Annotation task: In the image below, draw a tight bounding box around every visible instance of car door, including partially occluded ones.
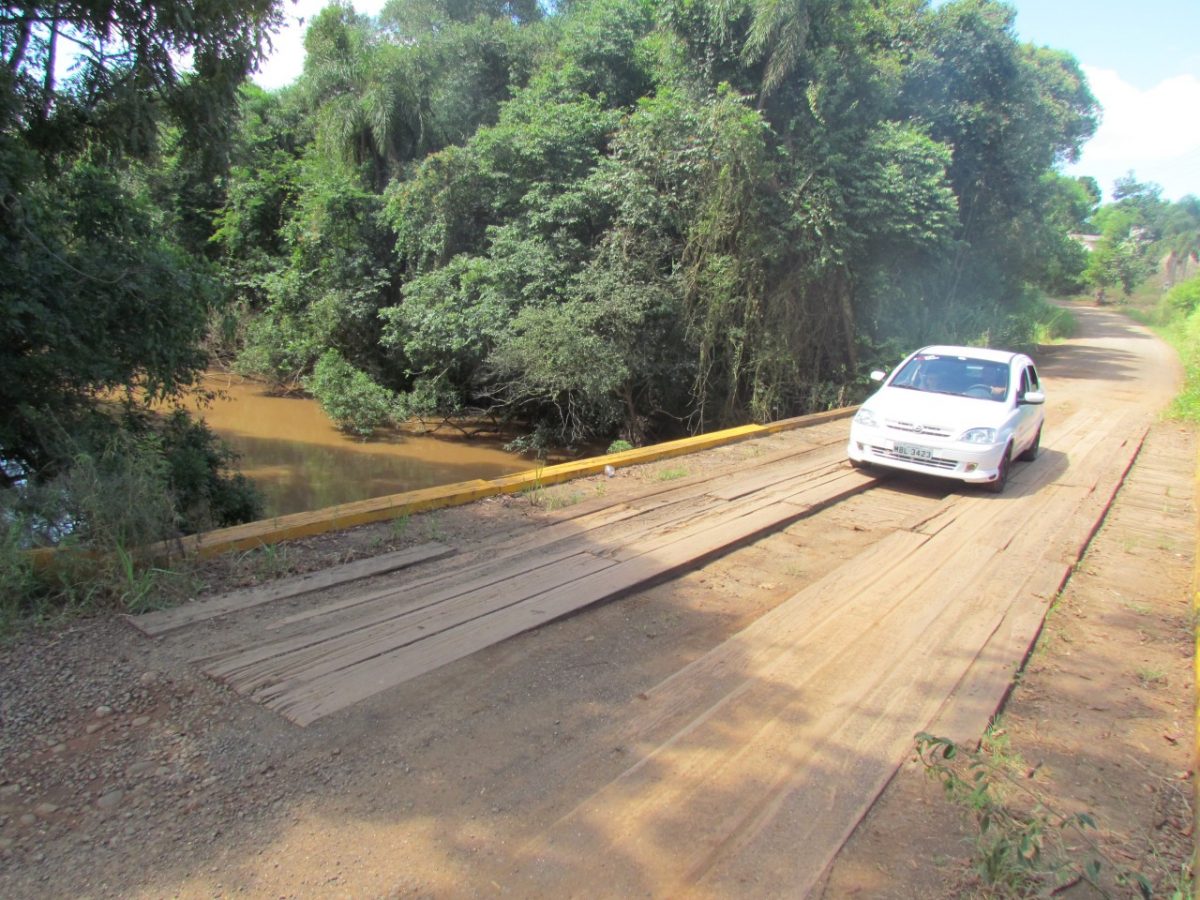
[1014,363,1041,450]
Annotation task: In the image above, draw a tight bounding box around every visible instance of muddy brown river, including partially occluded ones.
[191,373,532,516]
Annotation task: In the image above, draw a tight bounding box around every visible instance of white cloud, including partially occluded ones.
[1068,65,1200,199]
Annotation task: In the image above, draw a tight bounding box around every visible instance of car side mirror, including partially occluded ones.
[869,370,886,383]
[1021,390,1045,405]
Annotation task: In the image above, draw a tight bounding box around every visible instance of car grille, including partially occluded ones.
[884,418,954,438]
[867,445,958,470]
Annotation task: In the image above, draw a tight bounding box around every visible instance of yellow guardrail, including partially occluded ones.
[179,407,855,560]
[28,407,855,566]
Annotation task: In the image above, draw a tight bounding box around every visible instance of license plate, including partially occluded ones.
[894,443,933,460]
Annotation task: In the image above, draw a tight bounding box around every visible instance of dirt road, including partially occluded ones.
[0,306,1192,897]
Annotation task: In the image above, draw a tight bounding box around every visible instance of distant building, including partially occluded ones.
[1069,232,1101,253]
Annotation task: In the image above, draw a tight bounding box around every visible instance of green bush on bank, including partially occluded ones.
[971,291,1078,351]
[1121,273,1200,422]
[0,410,262,637]
[1160,276,1200,422]
[306,350,399,437]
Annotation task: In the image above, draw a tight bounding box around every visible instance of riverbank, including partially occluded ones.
[191,373,534,517]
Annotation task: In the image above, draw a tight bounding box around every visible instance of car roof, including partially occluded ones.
[915,345,1025,365]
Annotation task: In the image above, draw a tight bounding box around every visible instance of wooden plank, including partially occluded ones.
[227,551,618,697]
[251,472,878,725]
[496,415,1142,896]
[261,447,850,634]
[708,459,848,502]
[500,530,1015,896]
[127,542,456,637]
[260,491,730,633]
[201,540,617,675]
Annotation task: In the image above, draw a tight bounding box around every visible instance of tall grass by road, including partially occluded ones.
[1117,273,1200,422]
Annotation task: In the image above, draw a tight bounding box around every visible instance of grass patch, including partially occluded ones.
[1162,311,1200,422]
[1135,665,1168,687]
[1030,298,1078,344]
[1109,272,1200,423]
[656,466,689,481]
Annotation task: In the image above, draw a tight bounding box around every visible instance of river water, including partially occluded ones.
[192,374,533,517]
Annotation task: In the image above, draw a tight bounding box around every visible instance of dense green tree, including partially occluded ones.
[0,0,276,523]
[380,0,543,37]
[215,0,1101,448]
[0,152,218,473]
[1023,173,1098,295]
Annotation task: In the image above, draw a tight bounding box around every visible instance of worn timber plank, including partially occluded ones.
[263,446,852,634]
[128,542,455,637]
[228,468,877,725]
[221,551,618,697]
[496,405,1144,896]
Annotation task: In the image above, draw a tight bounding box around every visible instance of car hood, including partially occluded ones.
[864,387,1011,432]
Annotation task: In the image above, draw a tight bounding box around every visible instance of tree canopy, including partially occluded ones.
[217,0,1104,445]
[16,0,1174,497]
[1,0,277,527]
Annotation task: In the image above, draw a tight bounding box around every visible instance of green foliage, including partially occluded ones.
[915,732,1153,898]
[0,511,37,634]
[1165,274,1200,317]
[0,146,221,477]
[1160,280,1200,423]
[606,439,634,454]
[0,0,273,600]
[232,149,396,386]
[1,0,279,160]
[1085,223,1156,301]
[306,350,399,437]
[220,0,1105,450]
[156,410,264,529]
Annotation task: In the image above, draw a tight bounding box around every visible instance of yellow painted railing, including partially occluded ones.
[32,407,855,565]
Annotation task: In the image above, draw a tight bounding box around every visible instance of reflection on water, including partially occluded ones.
[190,374,532,517]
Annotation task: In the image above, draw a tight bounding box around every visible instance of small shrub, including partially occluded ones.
[157,410,263,531]
[307,350,397,437]
[395,375,463,422]
[0,509,37,633]
[607,439,634,454]
[915,731,1153,897]
[1164,275,1200,318]
[0,412,245,634]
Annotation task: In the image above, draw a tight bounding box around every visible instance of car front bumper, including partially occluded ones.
[846,426,1006,485]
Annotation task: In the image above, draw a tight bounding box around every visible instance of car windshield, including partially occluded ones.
[888,353,1009,402]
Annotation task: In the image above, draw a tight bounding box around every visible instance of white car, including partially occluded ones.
[846,345,1045,494]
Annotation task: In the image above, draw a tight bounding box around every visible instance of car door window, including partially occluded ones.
[1015,366,1042,407]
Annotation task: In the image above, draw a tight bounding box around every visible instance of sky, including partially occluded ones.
[253,0,1200,202]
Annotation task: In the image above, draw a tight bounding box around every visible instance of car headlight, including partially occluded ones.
[959,427,997,444]
[854,408,879,428]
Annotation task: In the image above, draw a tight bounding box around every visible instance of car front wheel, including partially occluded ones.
[987,444,1012,494]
